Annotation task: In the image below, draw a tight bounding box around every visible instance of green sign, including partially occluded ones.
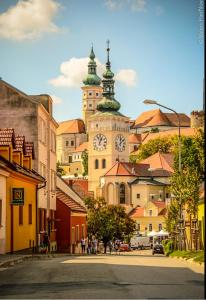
[12,188,24,205]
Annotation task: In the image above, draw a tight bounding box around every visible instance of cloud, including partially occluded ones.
[51,95,63,104]
[49,57,104,88]
[0,0,62,41]
[49,57,137,89]
[129,0,147,12]
[104,0,123,10]
[115,69,137,86]
[105,0,146,12]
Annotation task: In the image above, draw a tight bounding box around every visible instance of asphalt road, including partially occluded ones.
[0,251,204,299]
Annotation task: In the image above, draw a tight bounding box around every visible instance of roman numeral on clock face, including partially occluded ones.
[93,134,107,151]
[115,134,126,152]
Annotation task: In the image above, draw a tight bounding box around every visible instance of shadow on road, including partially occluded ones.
[0,258,204,299]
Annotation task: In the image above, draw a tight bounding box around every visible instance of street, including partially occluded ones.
[0,250,204,299]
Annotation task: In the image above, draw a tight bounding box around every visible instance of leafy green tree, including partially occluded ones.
[82,150,88,176]
[169,129,204,250]
[136,137,173,161]
[84,197,136,253]
[56,161,66,177]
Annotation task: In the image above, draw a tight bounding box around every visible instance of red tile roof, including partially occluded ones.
[105,159,172,178]
[165,113,190,127]
[73,142,88,153]
[105,161,151,177]
[152,200,166,208]
[139,152,174,173]
[128,134,142,144]
[25,142,35,159]
[0,154,44,182]
[158,207,167,216]
[14,135,25,153]
[129,206,144,218]
[134,109,190,128]
[56,188,87,213]
[142,128,197,144]
[64,179,91,199]
[57,119,85,135]
[0,128,15,147]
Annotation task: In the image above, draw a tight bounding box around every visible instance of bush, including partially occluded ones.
[162,239,174,256]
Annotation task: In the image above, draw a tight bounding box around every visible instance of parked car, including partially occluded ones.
[119,243,130,252]
[152,244,164,255]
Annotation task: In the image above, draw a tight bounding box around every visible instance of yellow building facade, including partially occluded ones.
[0,128,44,253]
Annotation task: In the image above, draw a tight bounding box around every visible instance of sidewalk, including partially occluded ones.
[0,253,57,268]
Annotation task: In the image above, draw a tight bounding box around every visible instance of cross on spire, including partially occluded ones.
[106,39,110,65]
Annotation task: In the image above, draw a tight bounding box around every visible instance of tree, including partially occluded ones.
[136,137,173,161]
[169,130,204,250]
[56,161,66,177]
[84,197,136,253]
[82,150,88,176]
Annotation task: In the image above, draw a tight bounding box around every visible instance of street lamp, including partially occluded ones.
[143,99,184,250]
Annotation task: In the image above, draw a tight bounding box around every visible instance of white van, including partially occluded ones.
[130,236,151,249]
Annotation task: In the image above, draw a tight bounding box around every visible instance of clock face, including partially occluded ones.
[115,134,126,152]
[93,134,107,151]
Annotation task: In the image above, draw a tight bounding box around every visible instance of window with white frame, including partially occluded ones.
[148,224,152,231]
[149,210,152,216]
[158,224,162,231]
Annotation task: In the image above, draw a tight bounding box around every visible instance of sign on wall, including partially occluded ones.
[12,188,24,205]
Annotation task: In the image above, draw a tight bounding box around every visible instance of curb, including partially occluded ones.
[169,255,204,266]
[0,254,52,268]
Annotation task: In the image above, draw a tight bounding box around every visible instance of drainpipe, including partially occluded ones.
[36,181,46,253]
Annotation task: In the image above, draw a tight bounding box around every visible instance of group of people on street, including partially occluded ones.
[80,237,98,254]
[80,238,123,255]
[107,240,121,254]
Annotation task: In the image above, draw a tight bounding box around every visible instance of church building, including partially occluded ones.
[87,42,130,196]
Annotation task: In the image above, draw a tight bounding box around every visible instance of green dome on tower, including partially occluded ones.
[83,46,101,86]
[96,40,121,113]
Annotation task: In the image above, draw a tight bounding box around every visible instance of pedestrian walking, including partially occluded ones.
[81,237,86,254]
[108,241,113,254]
[43,232,50,254]
[92,237,97,254]
[115,240,120,255]
[87,239,92,254]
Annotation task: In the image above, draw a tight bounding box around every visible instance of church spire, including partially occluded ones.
[97,40,121,112]
[83,45,101,86]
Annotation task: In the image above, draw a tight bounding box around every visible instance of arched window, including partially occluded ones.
[102,159,106,169]
[119,183,126,204]
[95,159,99,169]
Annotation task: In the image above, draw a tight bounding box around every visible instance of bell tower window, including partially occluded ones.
[102,159,106,169]
[95,159,99,169]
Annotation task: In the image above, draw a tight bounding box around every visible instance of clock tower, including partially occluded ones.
[82,46,103,130]
[88,41,130,196]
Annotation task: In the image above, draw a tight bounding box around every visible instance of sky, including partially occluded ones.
[0,0,204,122]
